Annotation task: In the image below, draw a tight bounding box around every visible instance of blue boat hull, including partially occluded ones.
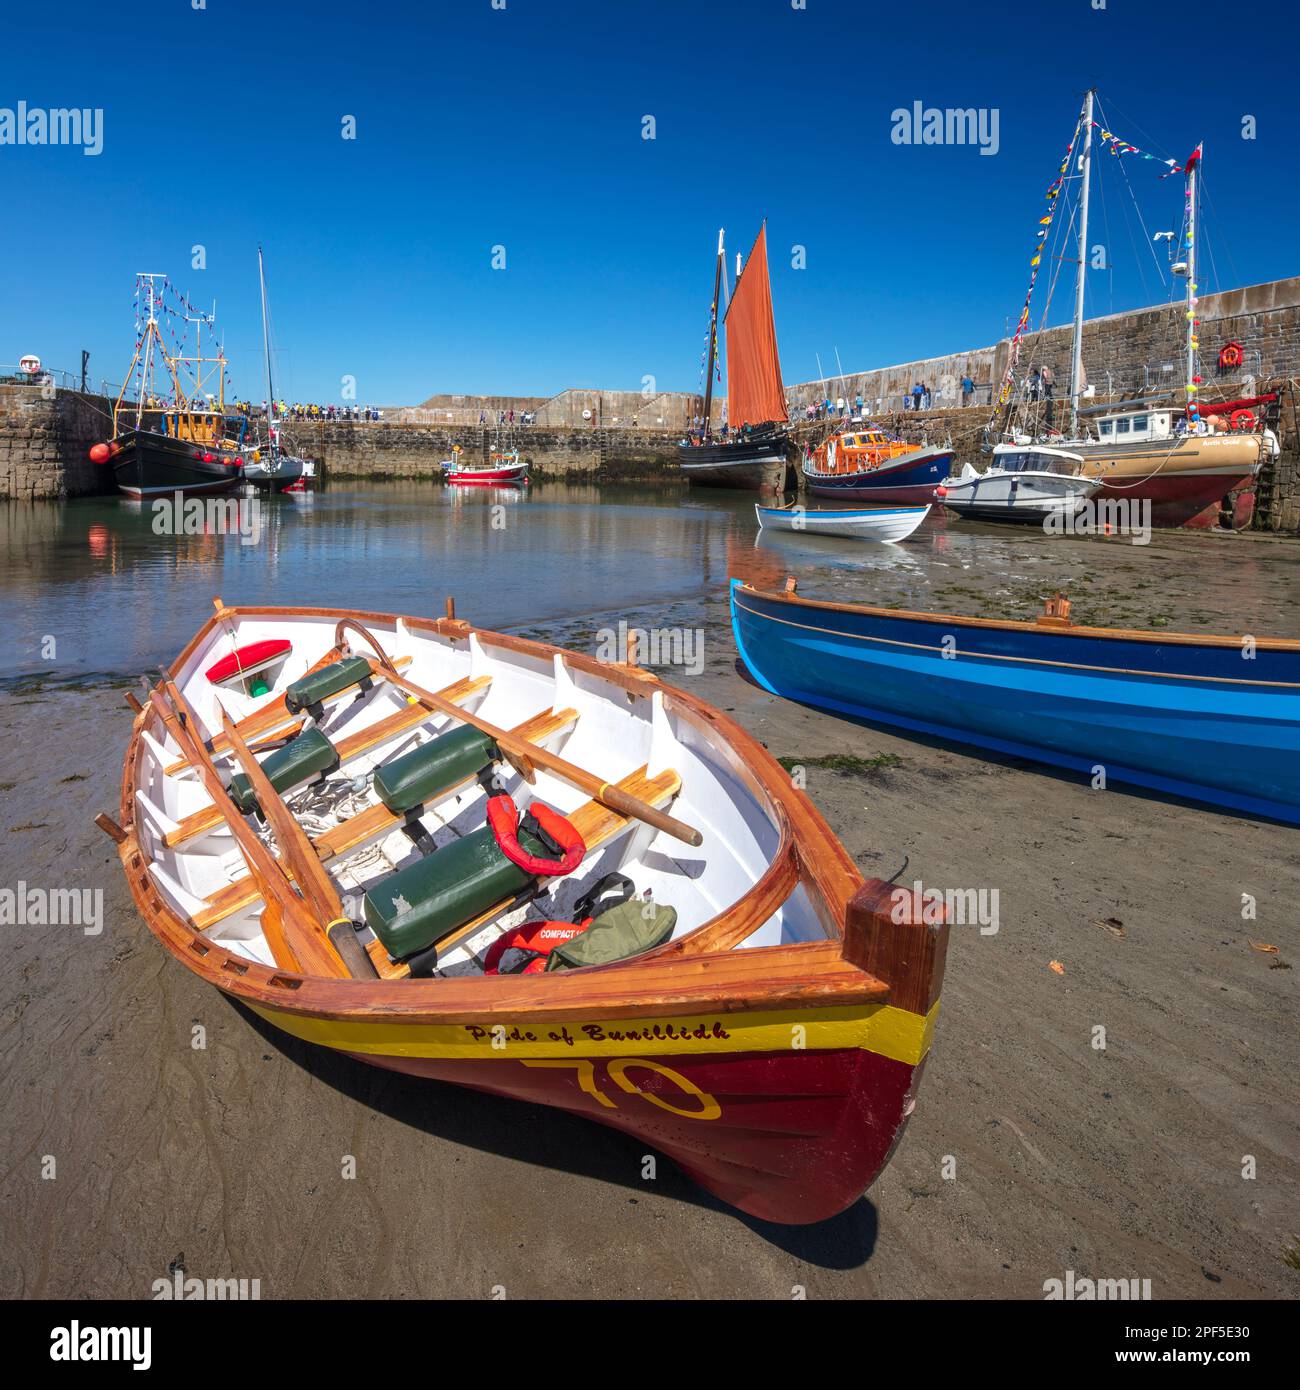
[730,581,1300,825]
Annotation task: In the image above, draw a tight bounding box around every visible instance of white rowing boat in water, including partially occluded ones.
[755,502,930,543]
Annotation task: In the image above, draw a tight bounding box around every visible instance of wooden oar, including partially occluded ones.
[218,708,345,926]
[217,706,378,980]
[151,683,348,980]
[374,664,703,848]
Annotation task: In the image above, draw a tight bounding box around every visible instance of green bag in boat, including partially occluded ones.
[545,899,677,972]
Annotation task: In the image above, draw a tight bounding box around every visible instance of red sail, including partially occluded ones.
[725,225,788,427]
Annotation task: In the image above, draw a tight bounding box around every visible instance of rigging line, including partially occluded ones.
[1096,94,1176,165]
[1092,93,1175,294]
[1095,151,1117,316]
[1197,170,1240,294]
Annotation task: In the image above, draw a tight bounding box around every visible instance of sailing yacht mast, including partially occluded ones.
[258,245,278,459]
[1069,88,1094,437]
[701,229,724,442]
[1183,148,1199,417]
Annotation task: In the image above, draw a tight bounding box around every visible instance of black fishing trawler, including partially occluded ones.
[90,273,248,498]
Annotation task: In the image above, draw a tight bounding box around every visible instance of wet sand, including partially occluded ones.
[2,524,1297,1300]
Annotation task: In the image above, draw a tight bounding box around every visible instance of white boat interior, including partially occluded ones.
[132,612,828,978]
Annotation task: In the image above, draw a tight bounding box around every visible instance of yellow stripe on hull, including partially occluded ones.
[248,999,941,1068]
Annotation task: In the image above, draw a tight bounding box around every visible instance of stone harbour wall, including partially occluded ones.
[279,420,684,481]
[787,276,1300,413]
[0,385,117,500]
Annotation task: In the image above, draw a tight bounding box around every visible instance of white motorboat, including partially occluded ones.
[937,445,1098,522]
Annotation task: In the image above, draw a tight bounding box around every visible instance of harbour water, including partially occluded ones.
[5,481,1299,686]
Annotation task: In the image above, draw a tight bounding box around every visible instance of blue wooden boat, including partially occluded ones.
[730,581,1300,825]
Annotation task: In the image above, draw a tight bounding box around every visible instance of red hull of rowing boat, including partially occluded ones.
[352,1043,920,1225]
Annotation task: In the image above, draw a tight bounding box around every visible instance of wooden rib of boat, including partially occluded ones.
[755,502,930,543]
[731,581,1300,826]
[98,597,949,1225]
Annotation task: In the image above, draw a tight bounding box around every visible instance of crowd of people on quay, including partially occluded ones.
[478,408,538,426]
[230,400,386,422]
[796,374,984,419]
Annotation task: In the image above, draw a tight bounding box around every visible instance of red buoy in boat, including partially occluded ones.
[89,442,111,464]
[204,638,293,686]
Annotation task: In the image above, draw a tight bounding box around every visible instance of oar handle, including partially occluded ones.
[346,620,705,848]
[597,781,703,848]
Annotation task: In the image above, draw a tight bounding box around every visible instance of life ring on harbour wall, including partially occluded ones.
[1218,341,1243,371]
[486,794,586,877]
[1230,409,1256,432]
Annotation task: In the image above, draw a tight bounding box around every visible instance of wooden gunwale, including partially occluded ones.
[118,604,874,1026]
[733,582,1300,656]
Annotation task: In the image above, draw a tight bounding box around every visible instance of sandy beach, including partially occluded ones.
[2,530,1296,1301]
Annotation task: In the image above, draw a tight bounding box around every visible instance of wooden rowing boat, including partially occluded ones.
[731,580,1300,825]
[98,597,949,1225]
[755,502,931,543]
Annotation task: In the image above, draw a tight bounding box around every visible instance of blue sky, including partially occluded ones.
[1,0,1294,404]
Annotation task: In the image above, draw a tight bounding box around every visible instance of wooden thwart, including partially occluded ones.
[367,761,683,981]
[161,651,415,775]
[192,705,580,933]
[164,673,491,847]
[369,656,702,847]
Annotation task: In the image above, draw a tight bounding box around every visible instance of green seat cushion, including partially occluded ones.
[373,725,498,815]
[364,821,549,960]
[227,727,339,816]
[284,655,374,714]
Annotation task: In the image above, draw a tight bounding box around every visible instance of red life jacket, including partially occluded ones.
[485,794,586,877]
[482,918,592,975]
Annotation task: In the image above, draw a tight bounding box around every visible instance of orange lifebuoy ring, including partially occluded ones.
[1218,342,1243,370]
[1229,409,1256,431]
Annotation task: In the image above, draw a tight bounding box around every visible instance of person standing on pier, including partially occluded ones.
[1028,368,1041,402]
[961,374,974,406]
[1041,364,1055,427]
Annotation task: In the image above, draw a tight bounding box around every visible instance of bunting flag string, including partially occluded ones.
[1092,125,1202,180]
[996,129,1079,406]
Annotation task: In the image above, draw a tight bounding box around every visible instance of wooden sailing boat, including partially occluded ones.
[678,225,791,492]
[98,599,948,1224]
[89,275,248,498]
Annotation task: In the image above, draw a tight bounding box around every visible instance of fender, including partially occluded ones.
[486,794,586,877]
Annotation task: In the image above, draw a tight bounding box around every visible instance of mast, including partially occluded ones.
[1069,88,1094,437]
[1184,146,1200,421]
[701,228,724,441]
[258,244,279,457]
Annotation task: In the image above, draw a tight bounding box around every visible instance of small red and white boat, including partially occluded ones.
[441,448,528,486]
